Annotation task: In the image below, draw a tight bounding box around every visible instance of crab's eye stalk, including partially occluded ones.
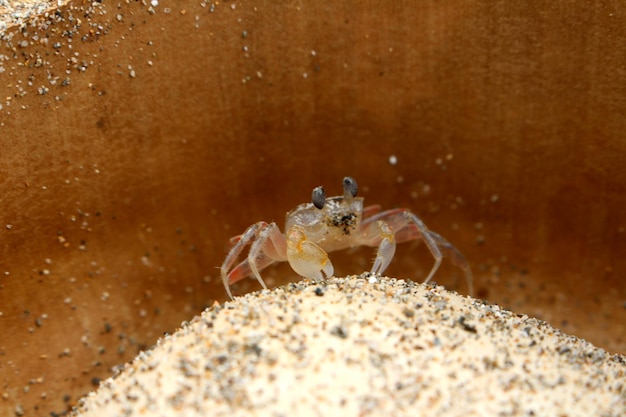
[343,176,358,198]
[312,186,326,209]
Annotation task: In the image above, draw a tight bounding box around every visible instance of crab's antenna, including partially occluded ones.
[312,186,326,209]
[343,176,358,198]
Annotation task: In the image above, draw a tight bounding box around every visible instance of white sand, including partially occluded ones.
[72,275,626,416]
[0,1,67,32]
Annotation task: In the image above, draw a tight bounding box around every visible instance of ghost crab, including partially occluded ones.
[221,177,473,299]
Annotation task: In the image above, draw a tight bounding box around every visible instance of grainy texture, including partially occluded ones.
[0,0,63,31]
[73,275,626,416]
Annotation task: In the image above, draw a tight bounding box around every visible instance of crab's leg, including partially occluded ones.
[221,222,266,299]
[225,222,287,299]
[245,222,287,289]
[359,209,473,295]
[382,211,473,294]
[424,229,474,296]
[362,204,382,220]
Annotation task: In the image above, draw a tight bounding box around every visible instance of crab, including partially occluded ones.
[221,177,473,299]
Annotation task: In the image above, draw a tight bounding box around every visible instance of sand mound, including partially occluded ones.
[72,275,626,416]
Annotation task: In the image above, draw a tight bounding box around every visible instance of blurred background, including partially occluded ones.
[1,1,624,415]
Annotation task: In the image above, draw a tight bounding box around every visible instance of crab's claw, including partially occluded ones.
[286,225,334,281]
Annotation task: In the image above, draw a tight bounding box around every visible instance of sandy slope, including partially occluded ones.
[72,275,626,416]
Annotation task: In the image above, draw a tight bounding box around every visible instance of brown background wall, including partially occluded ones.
[1,1,625,415]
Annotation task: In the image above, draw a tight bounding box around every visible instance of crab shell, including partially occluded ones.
[285,196,365,253]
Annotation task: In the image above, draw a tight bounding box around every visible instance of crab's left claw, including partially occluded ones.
[371,220,396,275]
[286,225,334,281]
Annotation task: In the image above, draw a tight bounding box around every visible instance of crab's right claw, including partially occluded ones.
[286,226,334,281]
